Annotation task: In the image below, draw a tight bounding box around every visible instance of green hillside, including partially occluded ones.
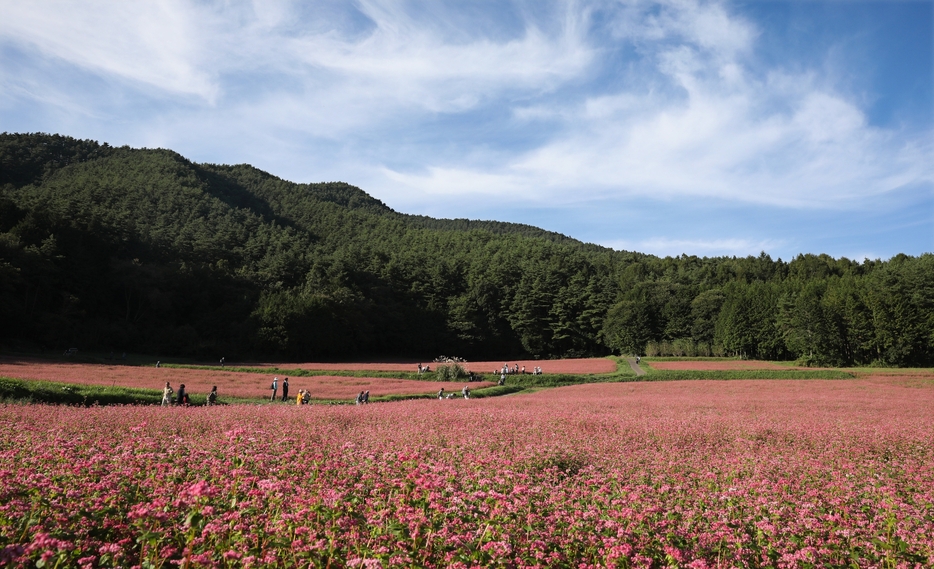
[1,133,932,366]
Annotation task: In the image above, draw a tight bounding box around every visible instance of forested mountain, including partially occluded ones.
[1,133,932,365]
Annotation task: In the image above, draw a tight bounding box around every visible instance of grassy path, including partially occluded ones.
[625,357,646,376]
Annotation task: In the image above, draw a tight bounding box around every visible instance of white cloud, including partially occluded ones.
[0,0,218,101]
[611,0,757,58]
[603,237,786,258]
[378,0,932,210]
[382,166,527,198]
[507,85,927,207]
[1,0,930,223]
[257,1,596,131]
[1,0,594,121]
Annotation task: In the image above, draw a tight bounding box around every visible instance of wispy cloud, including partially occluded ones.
[605,237,787,258]
[378,0,931,210]
[1,1,595,128]
[0,0,219,101]
[0,0,930,258]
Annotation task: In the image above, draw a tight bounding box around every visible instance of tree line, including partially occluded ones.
[1,133,931,365]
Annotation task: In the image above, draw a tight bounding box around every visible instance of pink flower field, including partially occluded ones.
[1,377,933,568]
[646,360,791,371]
[261,358,617,375]
[0,358,492,400]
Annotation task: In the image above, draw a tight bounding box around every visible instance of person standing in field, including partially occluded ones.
[161,382,173,406]
[270,377,278,401]
[462,385,470,399]
[363,390,369,403]
[281,377,289,402]
[176,384,186,406]
[207,386,218,406]
[438,388,444,399]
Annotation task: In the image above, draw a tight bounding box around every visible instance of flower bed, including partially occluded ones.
[0,358,491,400]
[647,359,791,371]
[1,377,932,567]
[260,357,617,375]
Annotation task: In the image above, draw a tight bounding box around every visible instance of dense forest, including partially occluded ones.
[1,133,932,365]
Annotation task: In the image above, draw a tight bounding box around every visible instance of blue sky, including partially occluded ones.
[1,0,931,260]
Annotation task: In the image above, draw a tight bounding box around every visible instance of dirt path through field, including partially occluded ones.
[625,357,646,376]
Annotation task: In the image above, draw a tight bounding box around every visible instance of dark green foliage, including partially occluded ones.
[715,281,786,360]
[1,134,931,366]
[603,300,654,355]
[401,215,608,251]
[435,364,469,381]
[604,250,933,366]
[0,133,116,189]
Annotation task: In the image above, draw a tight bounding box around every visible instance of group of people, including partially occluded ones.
[161,376,312,407]
[270,377,290,401]
[271,377,315,405]
[437,386,470,400]
[160,359,558,408]
[161,382,218,406]
[497,363,544,375]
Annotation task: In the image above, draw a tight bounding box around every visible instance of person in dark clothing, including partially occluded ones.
[281,377,289,401]
[207,386,218,406]
[176,384,186,406]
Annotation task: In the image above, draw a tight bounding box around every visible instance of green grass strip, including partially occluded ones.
[0,376,169,406]
[0,376,268,406]
[466,385,527,398]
